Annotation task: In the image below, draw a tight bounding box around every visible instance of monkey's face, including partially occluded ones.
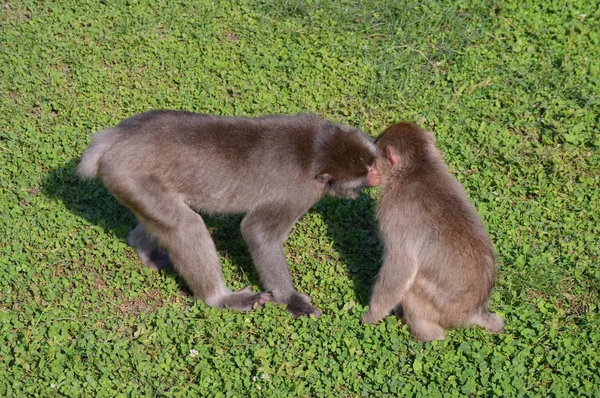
[315,125,381,198]
[320,151,381,199]
[324,165,379,199]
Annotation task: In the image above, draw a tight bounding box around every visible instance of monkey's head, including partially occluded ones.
[375,122,438,176]
[315,125,381,199]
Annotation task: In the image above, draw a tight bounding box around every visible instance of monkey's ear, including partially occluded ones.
[316,173,332,183]
[386,147,398,168]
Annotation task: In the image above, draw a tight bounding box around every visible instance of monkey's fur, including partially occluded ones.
[363,123,504,341]
[78,110,380,318]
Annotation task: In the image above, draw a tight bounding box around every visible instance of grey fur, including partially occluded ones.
[78,110,380,317]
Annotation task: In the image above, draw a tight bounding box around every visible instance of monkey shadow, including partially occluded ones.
[43,160,264,296]
[313,194,382,306]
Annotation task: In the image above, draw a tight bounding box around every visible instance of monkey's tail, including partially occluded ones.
[76,128,120,180]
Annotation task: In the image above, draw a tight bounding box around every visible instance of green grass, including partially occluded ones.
[1,0,599,396]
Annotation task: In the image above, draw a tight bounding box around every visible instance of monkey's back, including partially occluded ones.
[96,111,326,214]
[378,164,496,321]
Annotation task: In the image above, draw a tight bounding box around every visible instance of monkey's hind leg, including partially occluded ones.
[116,182,271,312]
[402,292,445,341]
[128,224,173,271]
[468,307,505,334]
[144,207,272,311]
[406,317,446,342]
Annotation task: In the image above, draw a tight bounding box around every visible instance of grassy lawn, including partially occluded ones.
[1,0,598,396]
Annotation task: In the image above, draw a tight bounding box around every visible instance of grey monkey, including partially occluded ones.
[78,110,381,318]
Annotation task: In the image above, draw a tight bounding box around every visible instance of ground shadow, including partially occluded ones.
[44,159,381,306]
[312,194,382,306]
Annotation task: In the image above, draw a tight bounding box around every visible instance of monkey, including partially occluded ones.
[77,110,381,318]
[362,122,504,341]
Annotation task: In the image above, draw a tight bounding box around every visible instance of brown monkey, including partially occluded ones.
[362,122,504,341]
[77,111,380,318]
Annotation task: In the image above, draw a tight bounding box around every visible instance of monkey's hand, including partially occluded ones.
[221,286,273,312]
[285,292,322,318]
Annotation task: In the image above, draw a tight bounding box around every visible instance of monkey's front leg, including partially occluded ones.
[241,205,322,318]
[363,252,418,324]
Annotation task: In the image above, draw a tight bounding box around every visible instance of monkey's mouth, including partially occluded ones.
[326,180,365,199]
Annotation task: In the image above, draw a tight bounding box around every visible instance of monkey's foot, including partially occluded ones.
[145,249,173,271]
[285,292,322,318]
[472,312,505,334]
[128,225,173,271]
[221,286,273,312]
[132,247,173,271]
[408,319,446,342]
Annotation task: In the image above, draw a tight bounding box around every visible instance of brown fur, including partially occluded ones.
[78,111,380,318]
[362,122,504,341]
